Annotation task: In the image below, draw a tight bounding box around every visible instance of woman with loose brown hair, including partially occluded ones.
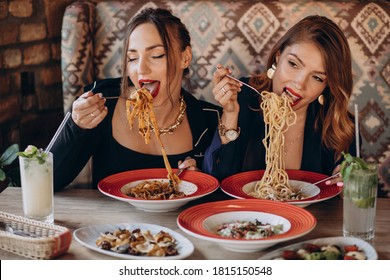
[204,15,358,185]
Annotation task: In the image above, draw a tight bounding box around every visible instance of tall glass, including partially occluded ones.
[343,163,378,241]
[19,152,54,224]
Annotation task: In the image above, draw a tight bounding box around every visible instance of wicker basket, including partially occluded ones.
[0,211,72,259]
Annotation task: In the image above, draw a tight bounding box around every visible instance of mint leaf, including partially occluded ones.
[17,145,48,164]
[340,152,369,182]
[341,153,378,209]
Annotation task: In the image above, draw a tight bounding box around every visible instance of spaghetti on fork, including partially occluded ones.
[250,91,307,201]
[125,87,182,196]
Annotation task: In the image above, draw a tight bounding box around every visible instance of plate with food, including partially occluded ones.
[98,168,219,212]
[177,199,316,252]
[221,170,341,207]
[73,223,194,260]
[258,236,378,260]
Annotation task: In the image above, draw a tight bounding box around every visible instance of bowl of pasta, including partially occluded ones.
[177,199,316,252]
[221,170,342,208]
[241,179,320,202]
[98,168,219,212]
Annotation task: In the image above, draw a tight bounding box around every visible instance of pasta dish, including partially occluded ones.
[250,91,307,201]
[125,88,182,199]
[127,180,184,199]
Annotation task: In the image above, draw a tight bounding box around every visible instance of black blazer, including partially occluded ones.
[204,77,359,181]
[52,78,222,191]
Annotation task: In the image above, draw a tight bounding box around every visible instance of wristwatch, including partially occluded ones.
[218,123,241,141]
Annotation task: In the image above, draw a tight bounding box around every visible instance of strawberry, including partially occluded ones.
[343,255,358,260]
[282,250,301,260]
[305,244,321,253]
[344,245,359,252]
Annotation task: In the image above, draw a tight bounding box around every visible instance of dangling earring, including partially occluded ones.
[318,95,325,105]
[267,64,276,79]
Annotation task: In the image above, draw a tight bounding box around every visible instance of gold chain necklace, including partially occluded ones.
[150,96,186,135]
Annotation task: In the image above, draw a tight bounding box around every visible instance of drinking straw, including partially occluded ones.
[45,81,97,153]
[354,103,360,158]
[44,111,71,153]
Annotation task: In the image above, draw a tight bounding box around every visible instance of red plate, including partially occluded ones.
[98,168,218,199]
[98,169,219,212]
[177,199,316,252]
[220,170,342,207]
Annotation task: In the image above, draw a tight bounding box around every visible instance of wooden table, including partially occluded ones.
[0,187,389,260]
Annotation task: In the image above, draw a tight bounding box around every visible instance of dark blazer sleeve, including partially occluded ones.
[203,77,259,180]
[52,78,122,191]
[203,130,241,181]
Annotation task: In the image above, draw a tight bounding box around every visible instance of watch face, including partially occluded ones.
[225,129,238,141]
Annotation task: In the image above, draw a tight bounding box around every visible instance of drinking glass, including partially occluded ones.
[343,163,378,241]
[19,152,54,223]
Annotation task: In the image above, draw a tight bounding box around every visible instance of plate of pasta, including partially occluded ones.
[177,199,316,252]
[98,168,219,212]
[220,170,342,207]
[73,223,194,260]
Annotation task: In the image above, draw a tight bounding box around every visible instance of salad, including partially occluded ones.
[277,243,366,260]
[216,219,283,239]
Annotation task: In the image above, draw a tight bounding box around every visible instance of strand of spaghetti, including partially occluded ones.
[148,105,180,186]
[125,88,180,189]
[250,91,305,201]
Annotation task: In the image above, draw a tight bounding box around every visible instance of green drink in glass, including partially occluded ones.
[342,154,378,241]
[18,146,54,224]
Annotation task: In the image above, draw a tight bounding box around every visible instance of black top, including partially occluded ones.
[52,78,222,191]
[203,77,359,181]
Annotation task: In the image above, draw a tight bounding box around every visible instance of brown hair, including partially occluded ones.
[121,8,191,104]
[251,15,355,161]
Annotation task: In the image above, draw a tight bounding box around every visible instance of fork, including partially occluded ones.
[45,81,98,152]
[175,156,193,177]
[104,90,141,100]
[214,66,262,97]
[312,172,340,185]
[176,168,185,177]
[104,96,127,100]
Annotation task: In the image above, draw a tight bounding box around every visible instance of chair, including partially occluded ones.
[61,0,390,191]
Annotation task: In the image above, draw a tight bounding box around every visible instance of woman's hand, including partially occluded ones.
[212,64,241,114]
[178,156,199,172]
[71,91,108,129]
[326,164,343,187]
[213,64,242,144]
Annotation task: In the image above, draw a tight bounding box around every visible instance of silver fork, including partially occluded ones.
[45,81,98,152]
[176,168,185,177]
[214,66,262,97]
[312,172,340,185]
[175,156,193,177]
[104,96,126,100]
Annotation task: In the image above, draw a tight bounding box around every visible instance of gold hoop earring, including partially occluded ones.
[267,64,276,79]
[318,95,325,105]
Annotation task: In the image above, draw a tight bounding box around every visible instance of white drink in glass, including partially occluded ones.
[19,152,54,223]
[343,163,378,241]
